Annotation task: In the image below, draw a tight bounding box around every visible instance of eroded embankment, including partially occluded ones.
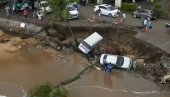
[1,19,170,87]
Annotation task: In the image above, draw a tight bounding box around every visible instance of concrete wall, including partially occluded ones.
[115,0,122,8]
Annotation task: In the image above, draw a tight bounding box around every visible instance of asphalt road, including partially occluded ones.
[1,3,170,53]
[79,5,170,53]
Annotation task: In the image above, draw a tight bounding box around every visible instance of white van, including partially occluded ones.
[78,32,103,54]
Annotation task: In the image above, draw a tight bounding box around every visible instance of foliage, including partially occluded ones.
[49,0,79,21]
[88,0,96,4]
[29,83,52,97]
[29,83,67,97]
[50,87,67,97]
[121,3,136,12]
[153,4,168,18]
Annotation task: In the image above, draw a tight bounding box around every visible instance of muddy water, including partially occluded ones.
[67,70,170,97]
[0,33,88,97]
[0,34,169,97]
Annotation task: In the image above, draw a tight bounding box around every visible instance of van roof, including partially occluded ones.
[84,32,103,47]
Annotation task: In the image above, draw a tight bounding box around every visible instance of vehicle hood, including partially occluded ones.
[122,56,131,69]
[110,9,119,13]
[69,10,78,15]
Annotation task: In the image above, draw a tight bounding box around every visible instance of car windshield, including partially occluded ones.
[107,6,115,11]
[82,41,91,49]
[116,56,124,67]
[66,6,75,11]
[103,55,107,63]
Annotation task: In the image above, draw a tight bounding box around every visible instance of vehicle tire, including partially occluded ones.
[133,14,137,18]
[108,13,113,18]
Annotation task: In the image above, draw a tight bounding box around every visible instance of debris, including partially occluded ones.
[56,54,70,61]
[161,74,170,84]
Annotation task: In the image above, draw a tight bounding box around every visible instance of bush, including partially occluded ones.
[29,83,67,97]
[121,3,136,12]
[88,0,96,4]
[154,4,168,18]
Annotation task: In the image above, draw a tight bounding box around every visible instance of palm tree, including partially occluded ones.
[49,0,79,46]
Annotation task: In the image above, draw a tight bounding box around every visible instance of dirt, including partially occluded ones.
[70,29,170,87]
[0,24,170,97]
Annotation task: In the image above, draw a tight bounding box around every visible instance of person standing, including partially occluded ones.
[5,5,10,18]
[137,4,142,10]
[147,17,152,32]
[33,11,37,23]
[143,17,148,32]
[141,16,145,29]
[23,9,28,22]
[106,63,113,74]
[96,7,101,16]
[122,13,126,24]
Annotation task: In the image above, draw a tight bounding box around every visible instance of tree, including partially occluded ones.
[49,0,79,46]
[49,0,79,21]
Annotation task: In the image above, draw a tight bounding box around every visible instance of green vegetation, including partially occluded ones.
[88,0,96,4]
[29,83,67,97]
[121,3,136,12]
[153,0,170,18]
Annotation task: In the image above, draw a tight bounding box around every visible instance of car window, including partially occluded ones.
[103,55,107,63]
[138,10,145,13]
[81,41,91,49]
[100,6,107,10]
[41,3,48,7]
[107,6,115,11]
[116,56,124,67]
[66,6,75,11]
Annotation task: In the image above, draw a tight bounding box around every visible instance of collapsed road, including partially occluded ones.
[0,17,170,97]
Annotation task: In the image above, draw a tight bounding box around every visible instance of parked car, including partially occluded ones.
[100,54,133,70]
[39,1,52,13]
[66,5,79,19]
[132,9,156,20]
[166,23,170,29]
[12,1,24,12]
[78,32,103,54]
[94,4,120,18]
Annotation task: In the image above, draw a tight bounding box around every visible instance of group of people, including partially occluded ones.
[32,10,44,24]
[5,3,44,24]
[142,16,152,32]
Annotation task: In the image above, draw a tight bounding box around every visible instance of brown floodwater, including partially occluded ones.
[0,33,169,97]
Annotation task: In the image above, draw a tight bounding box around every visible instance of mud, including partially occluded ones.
[0,23,170,97]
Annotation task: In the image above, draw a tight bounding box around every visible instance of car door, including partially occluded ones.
[99,6,108,15]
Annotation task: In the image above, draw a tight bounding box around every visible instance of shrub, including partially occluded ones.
[121,3,136,12]
[88,0,96,4]
[154,4,168,18]
[29,83,67,97]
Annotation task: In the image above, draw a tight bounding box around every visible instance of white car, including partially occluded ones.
[100,54,133,70]
[39,1,52,13]
[94,4,120,18]
[66,6,79,19]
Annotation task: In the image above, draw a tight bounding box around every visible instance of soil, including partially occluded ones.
[0,21,170,92]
